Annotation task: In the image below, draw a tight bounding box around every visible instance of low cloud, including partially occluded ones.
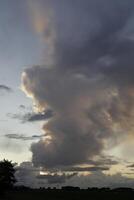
[62,166,109,172]
[37,173,77,184]
[66,172,134,189]
[15,161,134,188]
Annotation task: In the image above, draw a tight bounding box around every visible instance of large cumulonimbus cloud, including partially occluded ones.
[22,0,134,169]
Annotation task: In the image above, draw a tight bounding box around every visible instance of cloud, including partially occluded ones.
[37,173,76,184]
[86,156,119,166]
[66,172,134,189]
[16,161,76,187]
[15,161,134,188]
[127,164,134,168]
[15,162,39,188]
[23,66,113,168]
[0,84,12,92]
[61,166,109,172]
[5,133,44,141]
[21,0,134,171]
[25,109,53,122]
[19,105,26,109]
[8,109,53,123]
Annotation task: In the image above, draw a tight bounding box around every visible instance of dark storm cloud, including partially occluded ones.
[23,66,112,168]
[52,0,134,69]
[22,0,134,170]
[0,84,12,92]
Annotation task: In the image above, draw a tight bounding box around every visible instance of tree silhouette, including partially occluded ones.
[0,159,16,191]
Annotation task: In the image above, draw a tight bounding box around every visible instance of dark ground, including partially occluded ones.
[1,187,134,200]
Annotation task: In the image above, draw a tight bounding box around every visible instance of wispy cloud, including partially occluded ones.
[7,109,53,123]
[0,84,12,92]
[4,133,44,141]
[61,166,109,172]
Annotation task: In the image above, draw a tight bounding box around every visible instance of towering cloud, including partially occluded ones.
[22,0,134,170]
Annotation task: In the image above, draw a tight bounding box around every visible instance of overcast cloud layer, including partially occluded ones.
[22,0,134,177]
[16,161,134,188]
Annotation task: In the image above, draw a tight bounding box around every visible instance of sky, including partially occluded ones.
[1,0,134,188]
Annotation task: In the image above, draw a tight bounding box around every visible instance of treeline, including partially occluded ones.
[5,186,134,200]
[13,185,134,192]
